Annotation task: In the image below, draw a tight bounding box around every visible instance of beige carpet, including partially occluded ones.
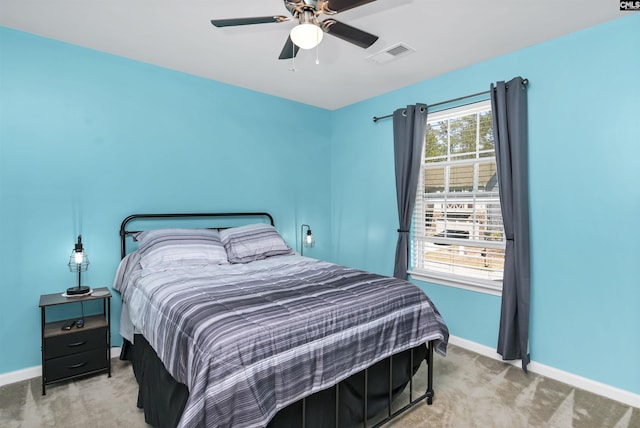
[1,344,638,427]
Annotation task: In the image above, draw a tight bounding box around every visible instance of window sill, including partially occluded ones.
[408,270,502,296]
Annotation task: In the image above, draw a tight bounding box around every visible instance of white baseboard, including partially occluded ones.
[0,347,122,388]
[0,365,42,388]
[2,343,639,409]
[448,335,640,409]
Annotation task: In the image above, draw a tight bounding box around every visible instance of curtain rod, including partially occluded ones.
[372,78,528,123]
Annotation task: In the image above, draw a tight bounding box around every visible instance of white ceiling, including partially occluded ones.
[0,0,622,110]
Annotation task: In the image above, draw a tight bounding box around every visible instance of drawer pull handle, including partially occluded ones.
[68,362,88,369]
[67,341,87,347]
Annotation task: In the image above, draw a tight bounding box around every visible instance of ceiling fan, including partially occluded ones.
[211,0,379,60]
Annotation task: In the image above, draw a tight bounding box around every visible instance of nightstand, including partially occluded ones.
[39,287,111,395]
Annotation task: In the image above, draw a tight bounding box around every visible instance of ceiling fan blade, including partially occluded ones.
[325,0,377,13]
[211,16,287,27]
[322,20,378,49]
[278,36,300,60]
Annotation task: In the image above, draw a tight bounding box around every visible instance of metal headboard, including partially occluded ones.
[119,212,274,259]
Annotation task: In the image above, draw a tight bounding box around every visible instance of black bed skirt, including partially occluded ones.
[122,335,427,428]
[125,335,188,428]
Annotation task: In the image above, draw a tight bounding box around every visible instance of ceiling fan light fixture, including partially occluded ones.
[290,10,323,49]
[290,23,323,49]
[212,1,379,60]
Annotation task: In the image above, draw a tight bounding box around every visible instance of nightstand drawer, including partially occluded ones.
[44,349,108,382]
[45,327,108,359]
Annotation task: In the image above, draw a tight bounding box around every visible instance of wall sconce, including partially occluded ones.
[67,235,91,295]
[300,224,315,256]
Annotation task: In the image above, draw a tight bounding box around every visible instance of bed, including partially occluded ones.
[113,212,449,428]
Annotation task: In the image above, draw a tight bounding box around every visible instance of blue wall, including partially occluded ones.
[2,14,639,397]
[329,14,640,394]
[0,28,332,373]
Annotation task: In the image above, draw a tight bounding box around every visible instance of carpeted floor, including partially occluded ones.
[1,344,638,427]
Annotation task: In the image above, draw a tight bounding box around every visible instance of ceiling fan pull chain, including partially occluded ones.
[289,46,297,72]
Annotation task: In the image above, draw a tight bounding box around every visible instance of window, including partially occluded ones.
[410,100,505,294]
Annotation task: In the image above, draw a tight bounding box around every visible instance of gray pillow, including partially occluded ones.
[220,223,294,263]
[134,228,228,271]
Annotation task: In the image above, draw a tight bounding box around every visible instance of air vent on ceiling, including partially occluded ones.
[366,43,415,64]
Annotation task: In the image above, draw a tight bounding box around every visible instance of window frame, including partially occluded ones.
[408,100,504,296]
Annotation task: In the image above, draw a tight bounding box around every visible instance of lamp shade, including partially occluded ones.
[304,229,315,248]
[290,23,323,49]
[68,235,89,272]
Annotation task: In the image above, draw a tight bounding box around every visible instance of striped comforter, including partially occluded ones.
[114,253,449,428]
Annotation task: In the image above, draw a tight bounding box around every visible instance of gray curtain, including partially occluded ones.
[393,104,428,279]
[491,77,531,371]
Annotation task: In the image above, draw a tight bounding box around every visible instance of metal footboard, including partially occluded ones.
[298,340,436,428]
